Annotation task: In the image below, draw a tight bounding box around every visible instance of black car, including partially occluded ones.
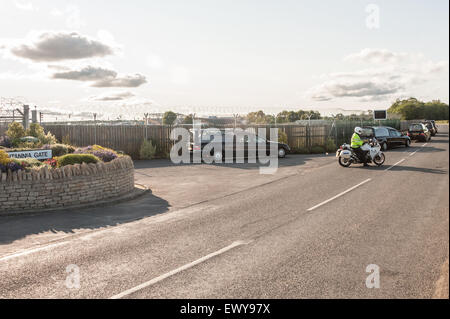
[189,129,290,161]
[408,123,432,142]
[363,126,411,151]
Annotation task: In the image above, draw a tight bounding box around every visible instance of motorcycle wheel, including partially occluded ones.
[338,157,352,167]
[373,153,386,166]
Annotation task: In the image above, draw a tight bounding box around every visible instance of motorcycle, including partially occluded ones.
[336,138,385,167]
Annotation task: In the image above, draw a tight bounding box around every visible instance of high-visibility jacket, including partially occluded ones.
[351,133,364,148]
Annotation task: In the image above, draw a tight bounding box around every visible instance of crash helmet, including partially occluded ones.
[354,127,363,135]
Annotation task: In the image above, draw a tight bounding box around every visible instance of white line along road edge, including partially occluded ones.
[0,241,70,262]
[110,240,253,299]
[384,158,406,171]
[307,178,372,212]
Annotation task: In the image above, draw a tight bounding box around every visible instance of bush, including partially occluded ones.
[278,129,288,145]
[0,136,11,148]
[6,122,26,146]
[293,147,310,154]
[40,131,57,145]
[11,158,43,170]
[56,154,99,167]
[140,139,157,160]
[16,141,42,149]
[92,150,118,163]
[44,158,57,168]
[0,161,23,173]
[74,145,118,163]
[0,149,10,165]
[326,138,337,152]
[26,123,45,138]
[310,146,325,154]
[43,144,74,157]
[62,135,71,145]
[24,123,57,145]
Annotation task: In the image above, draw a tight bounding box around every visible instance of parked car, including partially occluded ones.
[363,126,411,151]
[189,129,291,161]
[421,121,437,136]
[408,123,431,142]
[430,120,438,134]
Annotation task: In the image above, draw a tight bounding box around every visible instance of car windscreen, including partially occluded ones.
[360,128,374,137]
[374,127,389,137]
[409,124,423,132]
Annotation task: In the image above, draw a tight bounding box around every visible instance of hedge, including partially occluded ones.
[57,154,100,167]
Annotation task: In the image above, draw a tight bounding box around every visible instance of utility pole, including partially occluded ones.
[93,113,97,145]
[233,114,239,129]
[31,106,37,124]
[22,105,30,129]
[144,113,149,140]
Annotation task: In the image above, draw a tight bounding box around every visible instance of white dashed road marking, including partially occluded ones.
[384,158,406,171]
[110,240,252,299]
[307,178,372,212]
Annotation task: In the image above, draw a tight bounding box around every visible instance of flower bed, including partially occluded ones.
[1,122,136,214]
[0,156,135,214]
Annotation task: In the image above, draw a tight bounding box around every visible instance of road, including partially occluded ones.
[0,127,448,299]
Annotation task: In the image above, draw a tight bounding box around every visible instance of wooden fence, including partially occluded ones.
[38,124,335,158]
[1,119,409,159]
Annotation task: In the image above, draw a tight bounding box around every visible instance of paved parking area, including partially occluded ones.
[134,154,333,209]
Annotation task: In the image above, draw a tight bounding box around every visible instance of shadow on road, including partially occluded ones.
[0,192,170,245]
[388,165,448,174]
[134,153,329,171]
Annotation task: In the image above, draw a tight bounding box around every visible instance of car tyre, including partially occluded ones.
[382,142,388,151]
[278,148,286,158]
[405,139,410,148]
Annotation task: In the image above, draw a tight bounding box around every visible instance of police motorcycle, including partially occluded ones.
[336,138,385,168]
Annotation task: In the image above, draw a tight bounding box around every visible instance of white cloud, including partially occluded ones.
[308,49,449,102]
[89,91,135,101]
[91,74,147,88]
[345,48,402,64]
[52,66,117,81]
[65,5,85,29]
[51,65,147,88]
[309,80,403,102]
[14,0,36,11]
[7,31,114,62]
[50,8,63,16]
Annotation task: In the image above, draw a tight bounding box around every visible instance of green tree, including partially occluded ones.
[163,111,178,125]
[6,122,25,146]
[26,123,45,138]
[183,114,194,124]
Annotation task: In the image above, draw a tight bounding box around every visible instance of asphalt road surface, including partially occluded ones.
[0,126,448,299]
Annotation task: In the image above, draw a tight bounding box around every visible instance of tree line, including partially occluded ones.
[160,97,449,125]
[388,98,449,120]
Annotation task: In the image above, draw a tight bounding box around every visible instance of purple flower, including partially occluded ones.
[92,150,118,163]
[74,145,118,163]
[6,161,23,172]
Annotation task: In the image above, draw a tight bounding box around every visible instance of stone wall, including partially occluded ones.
[0,156,135,214]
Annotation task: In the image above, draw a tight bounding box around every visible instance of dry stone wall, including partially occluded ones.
[0,156,135,214]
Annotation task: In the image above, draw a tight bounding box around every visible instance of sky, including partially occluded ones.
[0,0,448,120]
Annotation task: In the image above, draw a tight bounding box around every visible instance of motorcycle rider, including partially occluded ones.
[351,127,368,166]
